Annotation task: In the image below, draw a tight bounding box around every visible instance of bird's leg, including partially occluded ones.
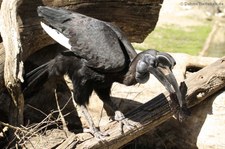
[69,77,109,140]
[94,86,135,134]
[79,105,109,139]
[103,99,135,134]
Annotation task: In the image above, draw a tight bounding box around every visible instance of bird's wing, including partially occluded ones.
[105,22,137,60]
[38,6,131,72]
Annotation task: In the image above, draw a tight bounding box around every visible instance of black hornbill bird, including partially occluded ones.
[24,6,188,139]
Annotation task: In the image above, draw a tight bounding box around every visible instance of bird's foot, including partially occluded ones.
[114,111,136,134]
[83,127,109,140]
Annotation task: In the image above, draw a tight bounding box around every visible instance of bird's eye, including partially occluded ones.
[149,58,158,68]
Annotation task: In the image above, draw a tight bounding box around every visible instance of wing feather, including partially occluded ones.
[38,6,135,72]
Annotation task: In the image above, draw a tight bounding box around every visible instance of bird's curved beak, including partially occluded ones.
[149,66,182,107]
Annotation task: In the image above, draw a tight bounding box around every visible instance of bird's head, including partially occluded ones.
[135,49,182,104]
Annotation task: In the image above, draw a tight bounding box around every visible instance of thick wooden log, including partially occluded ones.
[0,42,4,93]
[0,0,24,128]
[75,57,225,148]
[10,0,163,61]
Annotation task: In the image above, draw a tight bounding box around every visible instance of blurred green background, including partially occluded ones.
[132,0,225,57]
[133,23,212,55]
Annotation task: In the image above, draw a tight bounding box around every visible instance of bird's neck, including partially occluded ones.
[122,63,137,86]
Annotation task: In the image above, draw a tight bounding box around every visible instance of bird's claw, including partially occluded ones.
[119,118,136,134]
[83,128,109,140]
[114,111,136,134]
[93,130,109,140]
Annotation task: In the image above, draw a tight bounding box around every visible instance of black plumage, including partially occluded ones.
[24,6,187,139]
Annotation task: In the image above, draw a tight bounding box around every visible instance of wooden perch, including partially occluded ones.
[75,57,225,148]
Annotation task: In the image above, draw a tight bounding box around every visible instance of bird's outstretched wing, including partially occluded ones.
[38,6,136,72]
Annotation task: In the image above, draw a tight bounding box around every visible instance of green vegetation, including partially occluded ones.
[132,24,212,55]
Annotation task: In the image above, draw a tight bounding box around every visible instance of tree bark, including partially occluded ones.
[0,42,5,93]
[13,0,164,61]
[75,56,225,149]
[0,0,24,128]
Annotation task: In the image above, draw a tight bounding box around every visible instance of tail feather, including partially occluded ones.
[26,65,48,87]
[37,6,72,25]
[23,63,49,94]
[23,54,70,95]
[26,62,48,79]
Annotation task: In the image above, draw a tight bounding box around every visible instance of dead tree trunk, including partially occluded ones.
[0,42,4,93]
[74,57,225,148]
[0,0,24,128]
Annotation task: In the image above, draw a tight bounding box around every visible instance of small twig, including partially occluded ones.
[60,95,72,111]
[26,104,48,117]
[23,138,36,149]
[25,114,51,130]
[0,121,29,135]
[2,99,72,148]
[54,89,69,136]
[19,110,62,144]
